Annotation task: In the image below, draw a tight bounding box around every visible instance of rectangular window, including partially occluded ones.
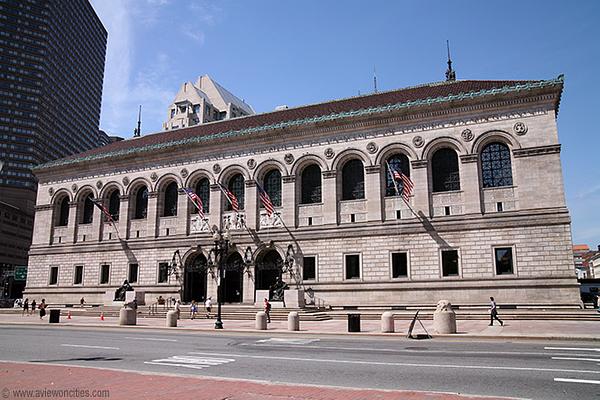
[158,262,169,283]
[496,202,503,212]
[73,265,83,285]
[303,256,316,281]
[345,254,361,280]
[442,250,459,277]
[49,266,58,285]
[128,263,138,283]
[100,264,110,284]
[444,206,451,216]
[495,247,514,275]
[391,252,408,278]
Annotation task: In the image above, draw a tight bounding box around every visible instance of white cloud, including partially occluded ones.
[180,25,206,45]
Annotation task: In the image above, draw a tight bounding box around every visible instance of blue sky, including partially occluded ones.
[90,0,600,246]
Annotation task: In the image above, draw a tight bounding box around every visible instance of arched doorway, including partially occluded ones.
[256,250,283,292]
[223,253,244,303]
[183,253,207,303]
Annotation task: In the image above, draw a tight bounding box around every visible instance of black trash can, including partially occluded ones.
[49,309,60,324]
[347,313,360,332]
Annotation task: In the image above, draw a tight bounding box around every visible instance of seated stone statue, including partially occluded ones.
[269,277,288,301]
[114,279,133,301]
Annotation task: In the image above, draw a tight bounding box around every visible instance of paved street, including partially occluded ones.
[0,325,599,399]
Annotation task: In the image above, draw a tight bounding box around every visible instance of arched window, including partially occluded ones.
[342,159,364,200]
[57,196,70,226]
[301,164,321,204]
[385,154,410,196]
[432,148,460,192]
[228,173,245,210]
[481,142,513,188]
[82,193,94,224]
[263,169,282,207]
[108,189,120,221]
[163,182,178,217]
[194,178,210,214]
[134,186,148,219]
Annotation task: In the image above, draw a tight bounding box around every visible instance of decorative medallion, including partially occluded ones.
[150,172,158,182]
[96,180,103,189]
[513,122,528,135]
[71,183,78,192]
[247,158,256,170]
[180,168,188,179]
[122,176,130,187]
[461,129,474,142]
[212,163,221,174]
[284,153,294,165]
[412,135,424,148]
[324,147,335,159]
[48,187,54,196]
[366,142,378,154]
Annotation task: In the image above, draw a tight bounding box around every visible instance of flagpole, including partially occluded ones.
[385,161,401,197]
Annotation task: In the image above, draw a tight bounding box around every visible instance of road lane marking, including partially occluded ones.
[61,344,119,350]
[554,378,600,385]
[124,336,177,342]
[255,338,320,345]
[144,355,234,370]
[545,347,600,352]
[552,357,600,363]
[188,351,600,375]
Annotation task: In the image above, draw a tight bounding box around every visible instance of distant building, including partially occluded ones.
[573,244,599,279]
[0,0,108,278]
[163,75,254,130]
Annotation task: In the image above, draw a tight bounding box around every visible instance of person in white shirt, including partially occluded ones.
[175,299,181,320]
[489,296,503,326]
[205,297,212,319]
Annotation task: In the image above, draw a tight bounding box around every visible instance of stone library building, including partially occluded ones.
[24,75,580,308]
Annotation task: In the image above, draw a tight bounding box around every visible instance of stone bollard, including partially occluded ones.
[288,311,300,331]
[433,300,456,334]
[119,306,136,326]
[256,311,267,330]
[381,311,394,333]
[166,310,178,327]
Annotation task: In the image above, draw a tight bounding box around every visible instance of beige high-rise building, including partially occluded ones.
[163,75,254,130]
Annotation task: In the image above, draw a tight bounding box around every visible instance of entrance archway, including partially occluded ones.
[223,252,243,303]
[256,250,283,292]
[183,253,207,303]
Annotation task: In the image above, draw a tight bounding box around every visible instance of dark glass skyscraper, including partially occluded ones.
[0,0,107,277]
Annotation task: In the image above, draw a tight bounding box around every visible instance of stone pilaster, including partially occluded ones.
[209,184,222,230]
[91,198,102,241]
[67,201,78,243]
[245,179,258,230]
[411,160,429,217]
[32,204,53,245]
[460,154,481,215]
[118,195,130,239]
[365,165,383,222]
[146,191,159,238]
[176,190,189,235]
[281,175,296,227]
[322,170,338,225]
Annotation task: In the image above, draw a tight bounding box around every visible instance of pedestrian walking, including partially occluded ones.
[30,299,36,316]
[263,298,271,323]
[80,297,85,307]
[205,297,212,319]
[39,299,47,320]
[190,300,197,319]
[489,296,503,326]
[175,299,181,320]
[22,298,29,317]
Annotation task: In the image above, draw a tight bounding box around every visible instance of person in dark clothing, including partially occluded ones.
[489,296,503,326]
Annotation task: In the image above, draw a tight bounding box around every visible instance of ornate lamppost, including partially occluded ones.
[209,228,232,329]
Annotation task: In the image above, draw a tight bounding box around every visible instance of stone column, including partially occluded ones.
[67,201,78,243]
[365,165,383,222]
[245,179,258,230]
[91,198,102,241]
[281,175,296,227]
[322,170,338,225]
[460,155,481,215]
[242,264,255,304]
[209,184,222,230]
[118,195,130,240]
[32,205,53,245]
[411,160,429,217]
[176,190,189,235]
[146,191,159,238]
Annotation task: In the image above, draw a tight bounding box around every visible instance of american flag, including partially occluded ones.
[183,188,204,219]
[91,199,115,226]
[218,183,239,212]
[256,183,274,217]
[398,172,414,202]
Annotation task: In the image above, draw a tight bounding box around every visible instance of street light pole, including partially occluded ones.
[213,229,230,329]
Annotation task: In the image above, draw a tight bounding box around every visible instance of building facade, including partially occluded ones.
[163,75,254,131]
[0,0,108,273]
[26,76,580,307]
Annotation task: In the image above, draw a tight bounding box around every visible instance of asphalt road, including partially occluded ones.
[0,325,599,399]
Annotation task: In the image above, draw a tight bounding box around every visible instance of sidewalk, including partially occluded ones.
[1,312,599,341]
[0,361,518,400]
